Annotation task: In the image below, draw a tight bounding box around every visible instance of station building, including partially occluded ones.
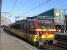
[65,15,67,32]
[37,8,65,33]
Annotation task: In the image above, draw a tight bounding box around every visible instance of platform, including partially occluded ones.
[0,29,38,50]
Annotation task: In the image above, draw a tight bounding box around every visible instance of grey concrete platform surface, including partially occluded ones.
[0,29,39,50]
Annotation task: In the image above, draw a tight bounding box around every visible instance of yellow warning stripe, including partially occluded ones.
[48,29,56,31]
[35,29,56,31]
[35,29,47,31]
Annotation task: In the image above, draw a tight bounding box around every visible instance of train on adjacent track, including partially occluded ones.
[4,16,56,48]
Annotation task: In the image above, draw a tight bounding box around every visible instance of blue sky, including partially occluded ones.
[2,0,67,22]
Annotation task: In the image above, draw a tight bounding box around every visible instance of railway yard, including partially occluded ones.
[0,28,38,50]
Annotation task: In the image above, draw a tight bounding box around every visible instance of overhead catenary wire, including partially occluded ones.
[9,0,18,17]
[23,0,52,15]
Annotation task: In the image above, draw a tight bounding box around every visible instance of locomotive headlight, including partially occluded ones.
[37,32,42,35]
[37,32,39,35]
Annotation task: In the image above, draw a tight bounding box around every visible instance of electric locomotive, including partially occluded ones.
[4,16,56,47]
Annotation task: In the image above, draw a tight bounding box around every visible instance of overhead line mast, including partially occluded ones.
[9,0,18,17]
[0,0,2,26]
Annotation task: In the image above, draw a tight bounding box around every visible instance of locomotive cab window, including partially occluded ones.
[38,20,45,28]
[45,22,54,29]
[38,20,55,29]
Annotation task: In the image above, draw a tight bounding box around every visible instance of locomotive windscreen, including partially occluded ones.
[38,20,54,29]
[38,20,45,28]
[44,22,54,28]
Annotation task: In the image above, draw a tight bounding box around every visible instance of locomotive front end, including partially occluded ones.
[32,19,56,47]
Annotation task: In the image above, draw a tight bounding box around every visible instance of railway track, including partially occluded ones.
[39,44,67,50]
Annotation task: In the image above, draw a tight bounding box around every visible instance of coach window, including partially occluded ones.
[30,21,34,29]
[27,21,30,29]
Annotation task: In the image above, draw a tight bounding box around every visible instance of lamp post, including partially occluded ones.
[0,0,2,26]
